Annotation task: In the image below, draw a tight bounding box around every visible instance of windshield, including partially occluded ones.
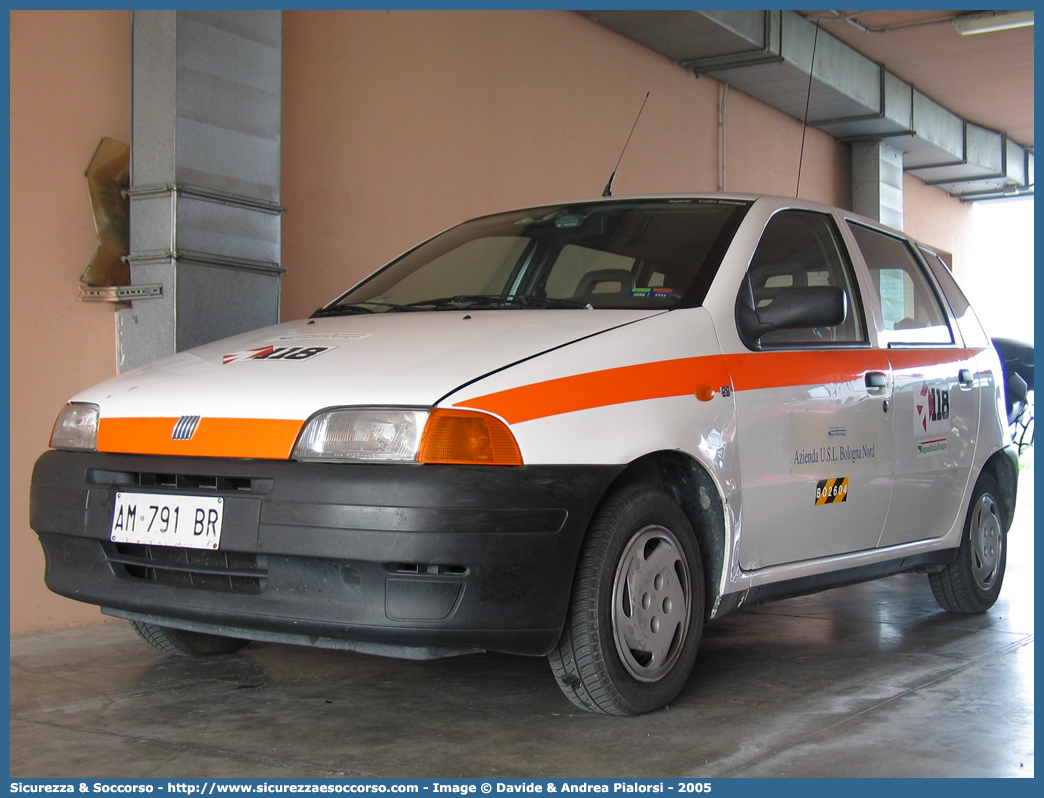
[314,198,750,316]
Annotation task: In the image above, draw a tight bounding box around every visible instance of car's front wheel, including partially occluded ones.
[130,621,250,657]
[929,473,1008,613]
[549,485,704,715]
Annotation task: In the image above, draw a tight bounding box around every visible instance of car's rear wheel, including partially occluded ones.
[549,485,704,715]
[130,621,250,657]
[929,473,1008,613]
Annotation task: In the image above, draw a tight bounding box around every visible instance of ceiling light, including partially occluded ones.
[953,10,1034,35]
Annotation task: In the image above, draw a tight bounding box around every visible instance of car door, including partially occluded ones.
[730,209,894,570]
[846,222,980,548]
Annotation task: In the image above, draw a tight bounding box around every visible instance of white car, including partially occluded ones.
[31,194,1018,715]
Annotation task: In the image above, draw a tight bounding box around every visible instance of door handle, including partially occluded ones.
[958,368,974,389]
[865,371,888,395]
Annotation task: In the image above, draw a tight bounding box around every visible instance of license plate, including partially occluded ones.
[111,492,223,550]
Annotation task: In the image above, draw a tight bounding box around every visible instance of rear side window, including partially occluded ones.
[848,223,954,346]
[745,210,866,347]
[918,246,990,349]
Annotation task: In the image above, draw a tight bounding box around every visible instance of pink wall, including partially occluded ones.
[280,10,853,320]
[10,10,132,633]
[718,86,852,207]
[903,174,975,267]
[9,9,978,635]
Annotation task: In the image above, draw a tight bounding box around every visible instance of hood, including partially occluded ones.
[77,310,661,421]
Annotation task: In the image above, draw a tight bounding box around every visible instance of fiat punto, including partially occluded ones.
[31,194,1018,714]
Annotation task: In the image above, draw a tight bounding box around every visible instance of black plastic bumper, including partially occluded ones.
[30,450,623,657]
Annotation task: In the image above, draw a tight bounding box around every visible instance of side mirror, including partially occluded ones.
[736,279,847,348]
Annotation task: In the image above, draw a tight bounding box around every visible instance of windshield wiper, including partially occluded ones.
[404,295,591,310]
[311,301,414,318]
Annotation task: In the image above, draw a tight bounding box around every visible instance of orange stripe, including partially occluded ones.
[95,349,985,453]
[888,348,978,371]
[724,348,979,390]
[454,355,734,425]
[723,350,889,392]
[455,348,983,425]
[98,417,305,459]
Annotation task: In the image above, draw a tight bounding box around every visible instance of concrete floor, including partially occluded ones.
[12,467,1034,779]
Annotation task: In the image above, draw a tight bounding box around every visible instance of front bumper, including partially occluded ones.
[30,450,622,657]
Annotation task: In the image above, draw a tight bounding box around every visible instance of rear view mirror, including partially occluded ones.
[736,278,847,348]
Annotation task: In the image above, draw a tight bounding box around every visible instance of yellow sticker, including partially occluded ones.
[815,477,849,505]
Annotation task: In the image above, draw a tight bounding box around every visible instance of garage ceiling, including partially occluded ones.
[579,9,1034,201]
[798,10,1033,148]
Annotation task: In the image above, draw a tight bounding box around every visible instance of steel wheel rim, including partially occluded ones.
[611,524,691,682]
[970,493,1003,590]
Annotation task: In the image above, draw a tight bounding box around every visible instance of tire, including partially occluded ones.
[549,485,704,715]
[929,473,1008,613]
[130,621,250,657]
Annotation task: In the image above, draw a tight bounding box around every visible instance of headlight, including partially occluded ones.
[50,403,100,452]
[293,408,427,462]
[293,407,524,465]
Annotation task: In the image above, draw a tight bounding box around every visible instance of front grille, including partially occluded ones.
[88,468,273,494]
[105,542,268,594]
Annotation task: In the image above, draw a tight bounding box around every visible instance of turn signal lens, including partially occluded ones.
[50,403,100,451]
[418,409,523,466]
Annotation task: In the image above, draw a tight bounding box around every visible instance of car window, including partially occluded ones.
[382,237,531,305]
[320,199,750,313]
[745,210,867,347]
[918,245,990,349]
[543,246,638,298]
[848,223,954,346]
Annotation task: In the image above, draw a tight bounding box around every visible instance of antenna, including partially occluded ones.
[603,91,650,198]
[795,20,821,199]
